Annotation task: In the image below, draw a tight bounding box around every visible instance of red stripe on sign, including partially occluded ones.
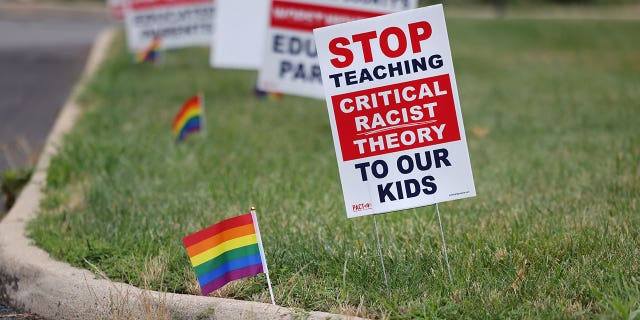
[331,74,461,161]
[129,0,212,11]
[270,0,384,32]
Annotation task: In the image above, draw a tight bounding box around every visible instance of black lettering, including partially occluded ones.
[279,60,292,78]
[359,68,373,83]
[293,64,306,79]
[378,183,396,203]
[428,54,443,69]
[371,160,388,179]
[289,37,302,55]
[345,70,357,85]
[329,73,342,88]
[373,65,387,79]
[388,61,403,77]
[395,181,404,199]
[411,56,427,73]
[273,34,284,53]
[354,162,370,181]
[415,151,433,170]
[405,179,421,198]
[434,148,451,168]
[397,155,414,174]
[421,175,437,194]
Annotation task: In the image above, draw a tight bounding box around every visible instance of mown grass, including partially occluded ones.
[28,18,640,319]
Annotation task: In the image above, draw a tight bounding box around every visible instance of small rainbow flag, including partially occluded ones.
[172,94,204,142]
[253,85,284,100]
[182,211,274,299]
[137,36,162,63]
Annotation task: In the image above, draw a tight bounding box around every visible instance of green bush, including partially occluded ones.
[1,168,33,210]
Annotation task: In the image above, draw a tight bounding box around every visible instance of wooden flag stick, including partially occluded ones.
[251,207,276,305]
[199,92,206,136]
[373,215,390,293]
[435,203,453,284]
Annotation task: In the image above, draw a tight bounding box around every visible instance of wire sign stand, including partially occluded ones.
[372,203,454,292]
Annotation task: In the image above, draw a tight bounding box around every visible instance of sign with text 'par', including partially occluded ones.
[124,0,215,52]
[258,0,416,99]
[314,5,475,218]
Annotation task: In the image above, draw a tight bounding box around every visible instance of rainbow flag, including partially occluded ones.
[253,85,284,100]
[137,36,162,63]
[172,95,203,142]
[182,212,268,296]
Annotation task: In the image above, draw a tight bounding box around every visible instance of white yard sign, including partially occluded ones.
[210,0,270,70]
[107,0,125,20]
[124,0,215,52]
[314,4,475,218]
[258,0,416,99]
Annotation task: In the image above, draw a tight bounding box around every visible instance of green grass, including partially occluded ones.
[28,18,640,319]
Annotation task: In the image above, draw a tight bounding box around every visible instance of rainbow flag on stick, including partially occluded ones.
[137,35,162,63]
[182,209,275,303]
[253,85,284,100]
[172,94,204,142]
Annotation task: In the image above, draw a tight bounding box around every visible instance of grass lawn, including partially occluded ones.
[29,17,639,319]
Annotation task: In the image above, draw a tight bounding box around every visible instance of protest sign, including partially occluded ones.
[314,4,475,218]
[210,0,270,70]
[258,0,416,99]
[107,0,125,20]
[124,0,215,52]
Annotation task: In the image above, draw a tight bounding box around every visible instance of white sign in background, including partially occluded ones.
[124,0,215,52]
[210,0,270,70]
[107,0,125,20]
[314,5,476,218]
[258,0,417,99]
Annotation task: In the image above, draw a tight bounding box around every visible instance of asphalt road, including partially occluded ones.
[0,3,110,318]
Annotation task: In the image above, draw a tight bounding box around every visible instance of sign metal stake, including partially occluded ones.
[373,215,390,292]
[435,203,453,284]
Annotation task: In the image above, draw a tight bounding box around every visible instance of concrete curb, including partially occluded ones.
[0,27,364,320]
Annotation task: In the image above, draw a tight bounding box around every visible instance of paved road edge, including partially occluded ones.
[0,27,364,320]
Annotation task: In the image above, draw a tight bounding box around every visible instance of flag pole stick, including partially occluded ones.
[435,203,453,284]
[199,92,206,136]
[372,215,389,292]
[251,207,276,305]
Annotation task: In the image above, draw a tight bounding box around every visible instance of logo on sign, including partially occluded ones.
[352,202,372,212]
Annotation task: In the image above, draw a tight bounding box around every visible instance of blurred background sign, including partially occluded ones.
[256,0,417,99]
[123,0,215,52]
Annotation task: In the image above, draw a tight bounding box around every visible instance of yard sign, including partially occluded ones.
[257,0,416,99]
[314,4,476,218]
[107,0,125,20]
[210,0,270,70]
[124,0,215,52]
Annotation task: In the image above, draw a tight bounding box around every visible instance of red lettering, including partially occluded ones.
[408,21,432,54]
[329,37,354,68]
[327,21,433,68]
[379,26,407,58]
[351,31,378,63]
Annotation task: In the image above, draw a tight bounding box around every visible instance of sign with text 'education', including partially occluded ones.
[258,0,416,99]
[124,0,215,52]
[314,4,475,218]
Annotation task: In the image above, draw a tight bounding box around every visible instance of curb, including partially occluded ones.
[0,27,364,320]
